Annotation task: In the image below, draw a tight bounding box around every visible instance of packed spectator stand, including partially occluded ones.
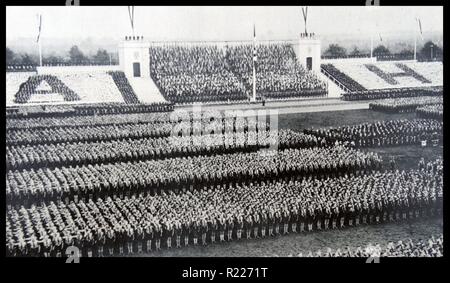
[149,44,326,103]
[150,45,247,103]
[107,71,140,104]
[304,119,443,148]
[226,44,326,99]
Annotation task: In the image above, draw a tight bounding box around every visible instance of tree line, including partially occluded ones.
[323,41,442,61]
[6,45,119,66]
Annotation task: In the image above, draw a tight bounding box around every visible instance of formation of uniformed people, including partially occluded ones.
[292,234,443,257]
[369,96,442,113]
[305,119,443,148]
[149,44,327,103]
[6,130,325,171]
[6,158,442,257]
[342,86,442,101]
[14,74,80,104]
[7,116,271,146]
[106,71,140,104]
[416,104,443,120]
[6,144,381,203]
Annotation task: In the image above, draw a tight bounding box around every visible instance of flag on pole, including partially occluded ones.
[253,24,257,63]
[301,6,308,34]
[36,14,42,43]
[128,6,135,34]
[379,33,382,42]
[416,18,424,40]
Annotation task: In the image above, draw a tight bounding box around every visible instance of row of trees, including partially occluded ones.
[323,41,442,61]
[6,41,442,66]
[6,46,119,66]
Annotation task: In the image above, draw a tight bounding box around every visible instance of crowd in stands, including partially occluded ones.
[369,96,443,113]
[107,71,140,104]
[6,145,381,203]
[14,75,81,104]
[6,72,37,105]
[6,65,37,72]
[7,112,169,130]
[321,64,367,92]
[150,46,247,103]
[305,119,443,148]
[6,130,325,171]
[6,158,442,256]
[149,44,326,103]
[226,44,326,99]
[290,234,443,257]
[342,86,443,101]
[416,104,443,120]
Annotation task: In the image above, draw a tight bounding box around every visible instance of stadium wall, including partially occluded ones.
[37,65,121,74]
[321,57,376,64]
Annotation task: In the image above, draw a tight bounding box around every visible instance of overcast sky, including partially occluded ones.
[6,6,443,42]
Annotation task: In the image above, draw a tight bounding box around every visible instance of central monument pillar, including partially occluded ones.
[118,35,150,78]
[297,33,321,73]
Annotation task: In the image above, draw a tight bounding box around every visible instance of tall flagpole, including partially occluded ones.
[128,6,135,37]
[252,24,257,102]
[37,14,43,66]
[414,29,417,61]
[370,33,373,58]
[39,39,42,66]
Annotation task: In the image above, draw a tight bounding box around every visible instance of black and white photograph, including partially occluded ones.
[3,2,445,269]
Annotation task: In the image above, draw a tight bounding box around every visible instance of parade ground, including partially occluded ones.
[134,218,443,257]
[126,108,443,257]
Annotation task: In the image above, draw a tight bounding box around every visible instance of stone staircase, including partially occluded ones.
[127,77,167,104]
